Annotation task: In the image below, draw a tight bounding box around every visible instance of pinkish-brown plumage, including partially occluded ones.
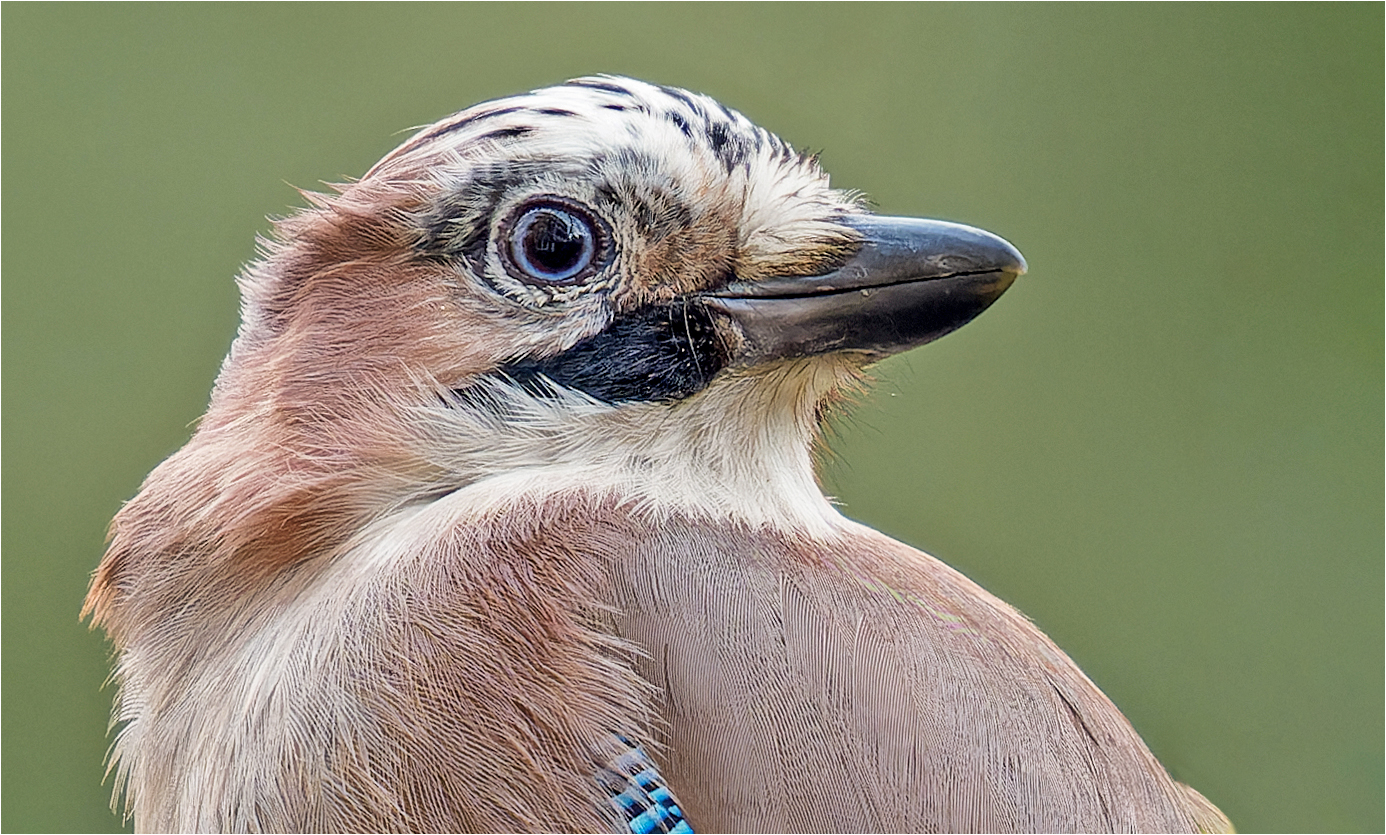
[86,77,1229,833]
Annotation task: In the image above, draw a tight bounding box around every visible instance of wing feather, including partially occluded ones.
[604,515,1224,833]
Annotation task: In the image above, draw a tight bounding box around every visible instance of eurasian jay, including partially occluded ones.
[85,77,1230,833]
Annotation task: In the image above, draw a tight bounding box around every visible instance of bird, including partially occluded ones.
[84,76,1230,833]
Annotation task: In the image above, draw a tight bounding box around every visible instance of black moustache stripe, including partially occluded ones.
[496,301,727,404]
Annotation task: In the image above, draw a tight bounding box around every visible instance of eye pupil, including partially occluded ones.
[525,212,584,273]
[507,204,599,284]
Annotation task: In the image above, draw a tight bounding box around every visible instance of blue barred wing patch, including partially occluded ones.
[596,738,693,834]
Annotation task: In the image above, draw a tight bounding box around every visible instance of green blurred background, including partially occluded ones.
[4,5,1381,832]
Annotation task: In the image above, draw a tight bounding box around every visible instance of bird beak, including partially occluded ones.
[701,215,1026,364]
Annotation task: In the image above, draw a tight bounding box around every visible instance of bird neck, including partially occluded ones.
[410,356,865,539]
[88,353,861,640]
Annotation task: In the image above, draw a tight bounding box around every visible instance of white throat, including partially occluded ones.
[407,358,861,538]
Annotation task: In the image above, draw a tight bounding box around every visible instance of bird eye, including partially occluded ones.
[503,201,604,285]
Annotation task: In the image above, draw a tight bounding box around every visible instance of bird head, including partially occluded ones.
[85,76,1023,642]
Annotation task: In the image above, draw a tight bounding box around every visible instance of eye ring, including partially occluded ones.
[498,198,609,287]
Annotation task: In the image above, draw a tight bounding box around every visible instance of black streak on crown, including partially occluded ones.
[473,125,535,144]
[497,301,727,404]
[412,105,528,147]
[569,78,642,98]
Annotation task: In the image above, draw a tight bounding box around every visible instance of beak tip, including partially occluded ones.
[1009,249,1028,277]
[983,229,1026,278]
